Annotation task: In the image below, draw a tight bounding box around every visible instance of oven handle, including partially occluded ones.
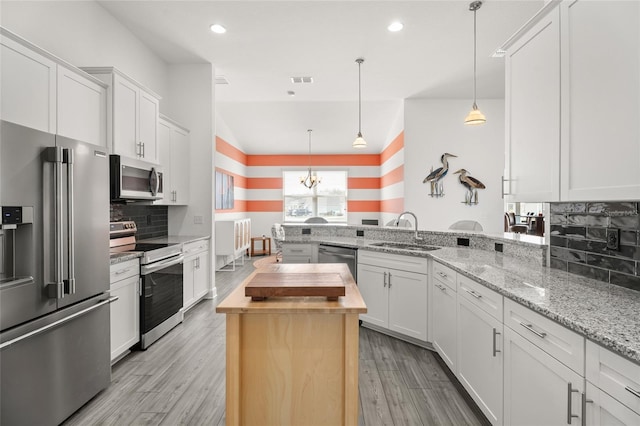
[141,255,184,275]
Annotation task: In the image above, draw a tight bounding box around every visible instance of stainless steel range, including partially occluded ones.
[110,221,184,349]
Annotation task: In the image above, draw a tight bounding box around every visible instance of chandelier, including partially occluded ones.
[300,129,321,189]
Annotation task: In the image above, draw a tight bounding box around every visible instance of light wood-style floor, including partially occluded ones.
[64,257,487,426]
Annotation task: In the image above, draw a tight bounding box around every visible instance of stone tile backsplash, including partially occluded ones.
[549,201,640,291]
[110,203,168,240]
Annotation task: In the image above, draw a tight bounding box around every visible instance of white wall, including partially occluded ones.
[0,1,169,101]
[404,99,505,234]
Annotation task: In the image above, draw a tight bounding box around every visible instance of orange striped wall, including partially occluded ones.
[215,131,404,214]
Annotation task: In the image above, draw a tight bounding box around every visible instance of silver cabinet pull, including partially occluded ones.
[63,148,75,295]
[581,393,593,426]
[435,283,447,292]
[114,267,132,275]
[625,386,640,399]
[493,328,501,357]
[383,271,388,287]
[567,383,579,424]
[465,288,482,299]
[437,271,448,279]
[388,272,392,288]
[142,142,145,158]
[520,322,547,338]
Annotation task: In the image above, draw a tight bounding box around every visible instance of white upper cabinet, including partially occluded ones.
[505,8,561,202]
[82,67,161,163]
[57,65,107,147]
[156,115,190,205]
[1,28,107,146]
[505,0,640,202]
[560,0,640,201]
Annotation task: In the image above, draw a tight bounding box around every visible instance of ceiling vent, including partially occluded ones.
[215,76,230,85]
[291,76,313,84]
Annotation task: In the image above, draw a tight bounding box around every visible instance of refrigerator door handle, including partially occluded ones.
[45,147,64,299]
[63,148,75,295]
[0,297,118,350]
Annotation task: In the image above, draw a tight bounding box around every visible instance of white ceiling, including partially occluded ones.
[98,0,543,154]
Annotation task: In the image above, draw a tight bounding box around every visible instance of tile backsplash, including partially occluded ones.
[110,203,168,240]
[549,201,640,291]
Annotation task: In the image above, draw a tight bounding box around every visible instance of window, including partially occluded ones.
[283,171,348,223]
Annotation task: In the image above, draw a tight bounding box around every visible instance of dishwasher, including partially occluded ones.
[318,244,358,282]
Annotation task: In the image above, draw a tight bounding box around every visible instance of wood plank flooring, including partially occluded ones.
[64,257,487,426]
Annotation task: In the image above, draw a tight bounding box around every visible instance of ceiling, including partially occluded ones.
[98,1,543,154]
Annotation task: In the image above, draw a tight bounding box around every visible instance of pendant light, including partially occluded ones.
[464,1,486,125]
[300,129,321,189]
[353,58,367,148]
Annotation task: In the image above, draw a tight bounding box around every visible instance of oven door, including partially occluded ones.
[140,254,184,349]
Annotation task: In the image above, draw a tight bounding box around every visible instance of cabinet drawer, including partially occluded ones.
[586,340,640,414]
[358,250,428,275]
[505,298,584,375]
[457,274,502,321]
[183,239,209,256]
[433,261,456,291]
[110,258,139,283]
[282,244,313,256]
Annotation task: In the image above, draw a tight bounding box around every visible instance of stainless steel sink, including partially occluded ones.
[368,242,440,252]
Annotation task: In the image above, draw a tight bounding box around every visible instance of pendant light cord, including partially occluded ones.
[473,6,477,107]
[358,61,362,133]
[307,129,312,172]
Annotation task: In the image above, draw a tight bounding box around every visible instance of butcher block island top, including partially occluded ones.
[216,263,366,313]
[216,263,366,426]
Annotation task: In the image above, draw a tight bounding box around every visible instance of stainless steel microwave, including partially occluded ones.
[109,155,164,201]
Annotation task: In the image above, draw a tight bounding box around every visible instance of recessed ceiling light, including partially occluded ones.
[210,24,226,34]
[387,22,404,32]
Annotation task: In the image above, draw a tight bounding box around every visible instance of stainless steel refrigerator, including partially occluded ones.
[1,120,111,425]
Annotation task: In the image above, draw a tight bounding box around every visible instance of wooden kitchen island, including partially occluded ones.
[216,263,367,426]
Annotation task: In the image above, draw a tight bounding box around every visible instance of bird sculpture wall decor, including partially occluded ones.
[454,168,486,205]
[422,153,457,197]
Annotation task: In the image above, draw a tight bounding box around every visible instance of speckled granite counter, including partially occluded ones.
[283,236,640,364]
[430,247,640,364]
[110,251,142,265]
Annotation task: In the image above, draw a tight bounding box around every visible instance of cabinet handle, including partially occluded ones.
[437,271,448,279]
[520,322,547,339]
[114,267,132,275]
[141,142,145,158]
[567,383,579,424]
[388,272,392,288]
[435,283,447,292]
[465,288,482,299]
[492,328,501,357]
[625,386,640,399]
[581,393,593,426]
[383,271,388,287]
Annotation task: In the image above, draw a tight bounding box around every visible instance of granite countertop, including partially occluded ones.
[283,237,640,364]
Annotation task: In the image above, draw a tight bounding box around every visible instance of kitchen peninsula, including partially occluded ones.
[216,263,367,425]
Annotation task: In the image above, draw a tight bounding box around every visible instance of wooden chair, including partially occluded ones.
[506,212,528,234]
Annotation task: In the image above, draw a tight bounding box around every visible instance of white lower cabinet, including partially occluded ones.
[357,251,428,342]
[457,295,504,425]
[183,239,210,310]
[282,243,316,264]
[109,259,140,363]
[431,262,457,372]
[585,382,640,426]
[504,326,584,425]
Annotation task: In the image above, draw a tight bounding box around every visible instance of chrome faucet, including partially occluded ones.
[395,211,422,240]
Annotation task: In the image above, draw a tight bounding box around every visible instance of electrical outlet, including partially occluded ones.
[356,230,364,237]
[495,243,504,253]
[302,228,311,235]
[457,237,470,247]
[193,215,203,224]
[606,228,620,250]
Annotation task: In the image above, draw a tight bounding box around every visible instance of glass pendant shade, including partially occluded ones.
[353,132,367,149]
[464,103,486,125]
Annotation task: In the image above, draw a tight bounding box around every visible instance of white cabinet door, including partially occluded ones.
[183,255,196,309]
[0,35,57,133]
[57,65,107,147]
[356,264,388,329]
[504,326,584,426]
[432,279,457,372]
[505,8,560,202]
[387,268,427,341]
[457,296,503,425]
[193,250,210,300]
[156,120,173,205]
[171,126,190,205]
[560,0,640,201]
[585,382,640,426]
[139,90,159,163]
[110,274,140,362]
[113,74,139,159]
